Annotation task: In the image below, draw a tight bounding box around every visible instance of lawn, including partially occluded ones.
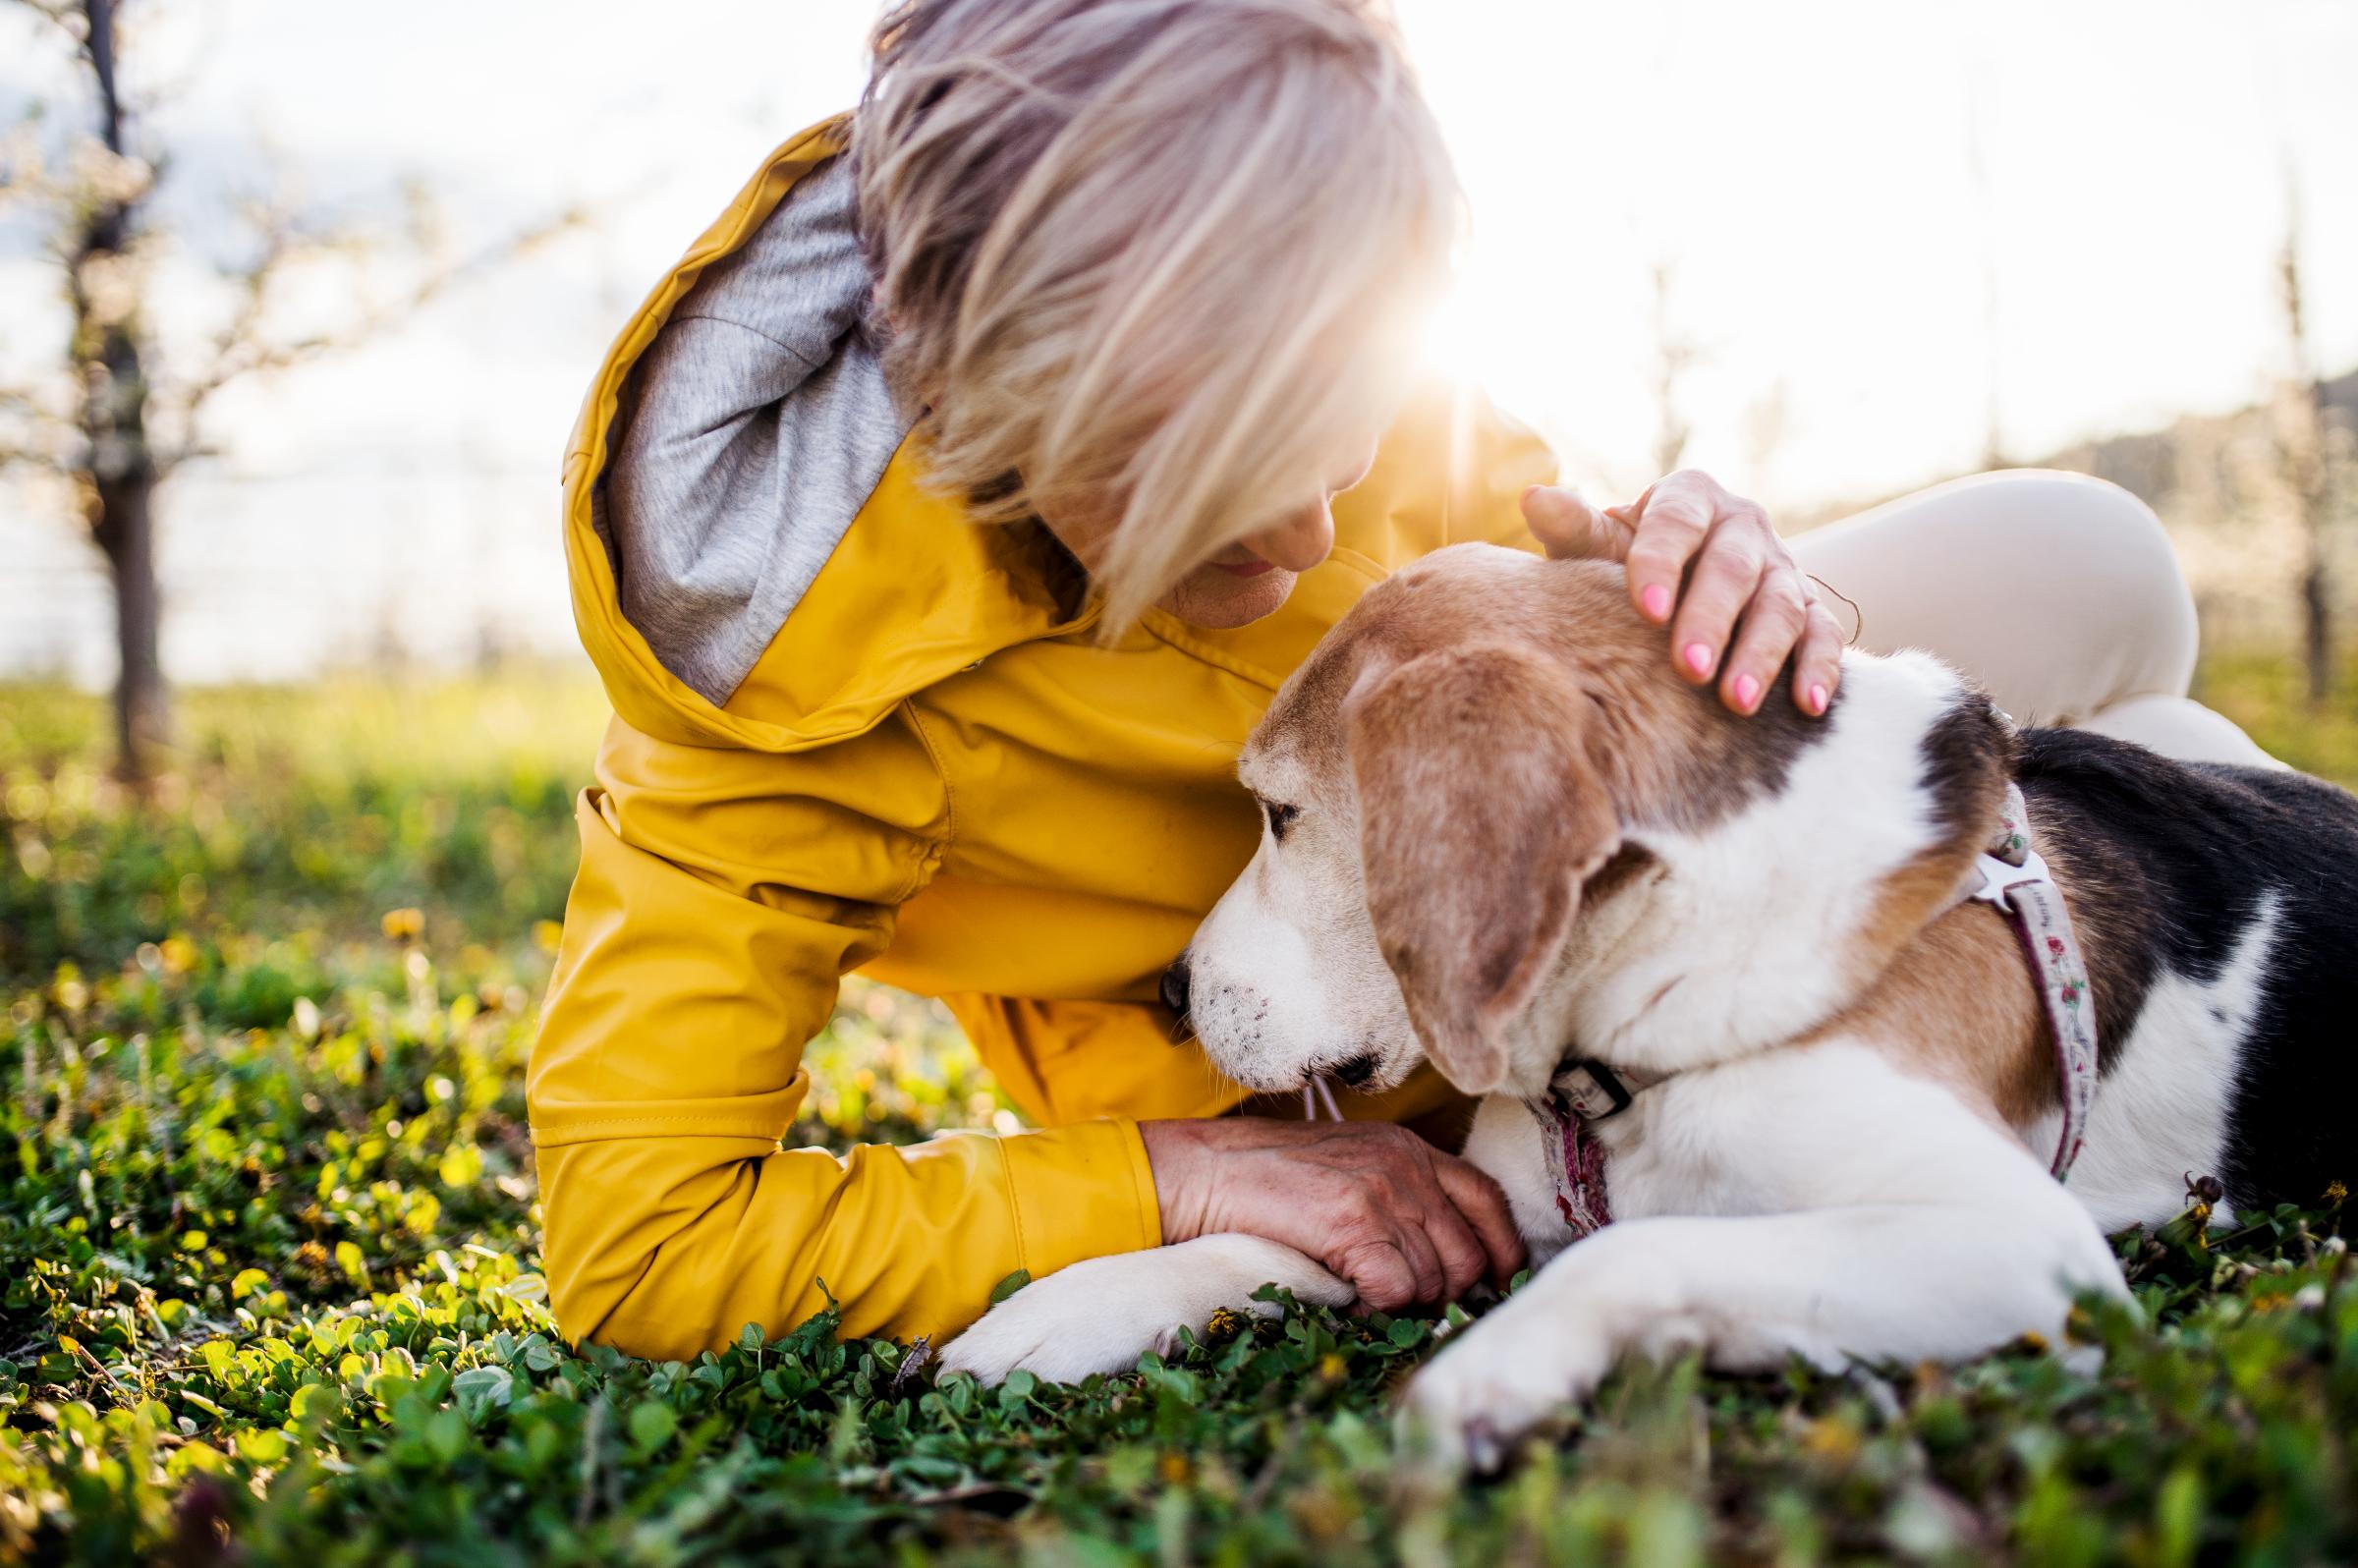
[1,663,2353,1565]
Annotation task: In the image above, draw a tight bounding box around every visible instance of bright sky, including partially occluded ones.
[1,0,2352,683]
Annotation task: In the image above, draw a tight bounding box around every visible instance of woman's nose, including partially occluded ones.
[1159,953,1192,1026]
[1244,498,1334,575]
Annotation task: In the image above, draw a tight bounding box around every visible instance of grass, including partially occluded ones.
[2196,650,2358,784]
[1,664,2354,1565]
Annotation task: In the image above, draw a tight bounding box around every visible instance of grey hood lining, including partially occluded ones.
[595,155,917,706]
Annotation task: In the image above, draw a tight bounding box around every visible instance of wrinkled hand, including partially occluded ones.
[1138,1118,1524,1313]
[1523,469,1844,717]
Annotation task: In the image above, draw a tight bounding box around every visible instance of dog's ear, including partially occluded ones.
[1346,644,1619,1095]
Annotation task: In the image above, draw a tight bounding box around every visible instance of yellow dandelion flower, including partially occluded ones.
[381,908,425,942]
[2064,1304,2098,1344]
[1803,1416,1862,1466]
[2326,1181,2347,1204]
[1317,1352,1347,1382]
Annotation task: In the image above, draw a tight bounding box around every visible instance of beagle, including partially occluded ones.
[943,544,2358,1464]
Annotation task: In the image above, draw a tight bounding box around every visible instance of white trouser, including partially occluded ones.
[1793,469,2274,767]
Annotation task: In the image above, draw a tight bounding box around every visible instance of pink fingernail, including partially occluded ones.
[1734,674,1761,711]
[1809,682,1829,714]
[1683,643,1714,678]
[1640,584,1671,621]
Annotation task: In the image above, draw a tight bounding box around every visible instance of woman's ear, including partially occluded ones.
[1346,644,1620,1094]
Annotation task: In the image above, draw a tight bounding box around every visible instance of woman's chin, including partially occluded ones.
[1158,566,1300,629]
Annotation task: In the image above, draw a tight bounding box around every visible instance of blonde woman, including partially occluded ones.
[530,0,2270,1363]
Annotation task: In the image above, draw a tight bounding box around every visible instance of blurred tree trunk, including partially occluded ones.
[68,0,170,777]
[87,462,165,773]
[1649,261,1697,477]
[2277,188,2332,705]
[5,0,585,776]
[2298,437,2331,705]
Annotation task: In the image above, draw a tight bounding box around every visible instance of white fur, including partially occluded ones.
[937,1235,1350,1384]
[1402,1046,2124,1469]
[2022,895,2280,1232]
[1461,1095,1581,1269]
[1182,759,1427,1093]
[1553,650,1965,1081]
[943,637,2268,1469]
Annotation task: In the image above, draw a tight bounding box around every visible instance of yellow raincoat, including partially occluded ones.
[530,116,1556,1361]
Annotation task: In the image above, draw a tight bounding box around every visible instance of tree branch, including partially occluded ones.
[4,0,84,35]
[160,199,589,470]
[84,0,126,157]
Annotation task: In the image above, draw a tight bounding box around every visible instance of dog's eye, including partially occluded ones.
[1262,799,1300,842]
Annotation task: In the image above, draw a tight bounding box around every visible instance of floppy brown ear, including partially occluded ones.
[1346,644,1620,1094]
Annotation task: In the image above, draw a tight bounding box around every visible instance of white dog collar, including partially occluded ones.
[1967,782,2099,1181]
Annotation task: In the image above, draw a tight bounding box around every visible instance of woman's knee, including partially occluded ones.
[1972,470,2198,699]
[1796,468,2201,722]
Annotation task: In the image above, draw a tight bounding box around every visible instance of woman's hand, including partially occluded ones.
[1138,1118,1524,1313]
[1522,470,1845,717]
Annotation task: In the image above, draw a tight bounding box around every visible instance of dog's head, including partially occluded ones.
[1177,544,2015,1105]
[1179,546,1637,1099]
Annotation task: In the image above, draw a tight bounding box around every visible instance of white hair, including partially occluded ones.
[853,0,1460,628]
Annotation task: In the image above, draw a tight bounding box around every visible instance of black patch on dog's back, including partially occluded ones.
[2018,729,2358,1207]
[1917,688,2017,842]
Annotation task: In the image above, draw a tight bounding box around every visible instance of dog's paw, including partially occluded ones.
[938,1235,1348,1386]
[934,1253,1173,1385]
[1395,1245,1696,1475]
[1395,1302,1619,1474]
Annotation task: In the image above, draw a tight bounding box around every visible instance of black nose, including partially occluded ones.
[1159,953,1192,1024]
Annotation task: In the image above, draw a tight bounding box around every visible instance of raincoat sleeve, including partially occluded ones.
[527,712,1160,1362]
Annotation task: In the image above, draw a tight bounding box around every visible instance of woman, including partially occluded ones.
[530,0,2269,1363]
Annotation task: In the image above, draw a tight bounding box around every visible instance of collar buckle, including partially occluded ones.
[1554,1059,1637,1121]
[1971,845,2052,910]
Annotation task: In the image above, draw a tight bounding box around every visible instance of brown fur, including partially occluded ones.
[1252,543,2061,1130]
[1832,789,2162,1140]
[1812,904,2055,1131]
[1347,644,1617,1093]
[1259,549,1816,845]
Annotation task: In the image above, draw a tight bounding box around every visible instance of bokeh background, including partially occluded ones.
[3,4,2357,1557]
[5,1,2357,699]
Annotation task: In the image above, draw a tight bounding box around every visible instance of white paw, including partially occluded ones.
[1396,1239,1697,1473]
[938,1235,1349,1386]
[1396,1291,1622,1473]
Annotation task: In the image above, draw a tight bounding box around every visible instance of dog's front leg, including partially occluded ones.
[1400,1200,2122,1465]
[1406,1045,2129,1467]
[938,1234,1351,1385]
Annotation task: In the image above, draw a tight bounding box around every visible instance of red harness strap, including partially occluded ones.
[1529,1062,1640,1240]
